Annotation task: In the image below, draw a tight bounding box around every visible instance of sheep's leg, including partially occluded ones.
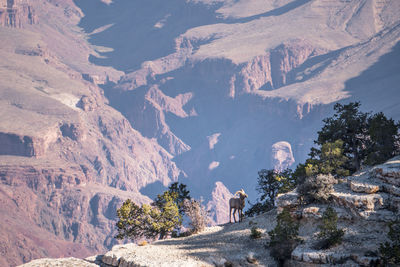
[239,209,242,222]
[229,207,232,223]
[233,209,237,223]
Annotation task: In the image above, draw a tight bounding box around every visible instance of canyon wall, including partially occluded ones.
[0,0,399,265]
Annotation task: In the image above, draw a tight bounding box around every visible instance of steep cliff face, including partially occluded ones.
[234,40,324,94]
[0,1,183,266]
[0,1,37,28]
[0,159,152,267]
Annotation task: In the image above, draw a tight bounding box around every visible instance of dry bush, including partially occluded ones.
[183,198,210,234]
[250,226,262,239]
[297,174,336,204]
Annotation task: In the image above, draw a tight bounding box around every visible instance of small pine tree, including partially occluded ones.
[268,208,300,264]
[367,112,399,165]
[154,182,191,216]
[319,140,350,177]
[246,169,296,217]
[316,207,344,249]
[379,220,400,265]
[166,182,191,215]
[115,192,182,241]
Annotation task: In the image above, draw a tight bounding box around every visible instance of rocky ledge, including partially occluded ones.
[20,214,277,267]
[277,156,400,266]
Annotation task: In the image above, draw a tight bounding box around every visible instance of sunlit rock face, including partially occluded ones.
[271,141,295,172]
[207,181,234,225]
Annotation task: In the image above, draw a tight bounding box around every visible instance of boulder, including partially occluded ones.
[276,190,299,211]
[301,206,322,219]
[349,181,379,194]
[18,257,98,267]
[331,191,385,213]
[102,243,138,266]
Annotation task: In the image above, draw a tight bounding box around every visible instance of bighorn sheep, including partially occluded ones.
[229,189,248,223]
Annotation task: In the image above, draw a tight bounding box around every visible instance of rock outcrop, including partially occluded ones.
[276,156,400,266]
[0,0,37,28]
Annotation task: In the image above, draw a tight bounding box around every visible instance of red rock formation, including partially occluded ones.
[234,40,322,95]
[0,0,37,27]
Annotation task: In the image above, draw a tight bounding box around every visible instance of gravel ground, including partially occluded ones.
[18,210,278,267]
[96,210,278,267]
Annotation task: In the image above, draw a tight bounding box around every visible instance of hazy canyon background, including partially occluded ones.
[0,0,399,266]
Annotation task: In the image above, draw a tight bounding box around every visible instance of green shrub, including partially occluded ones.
[316,207,344,249]
[116,191,182,240]
[297,174,336,204]
[268,208,300,264]
[154,182,191,216]
[250,226,262,239]
[379,220,400,265]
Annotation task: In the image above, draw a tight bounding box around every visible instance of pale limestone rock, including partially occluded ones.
[331,191,385,212]
[298,205,352,221]
[359,210,398,222]
[102,243,138,266]
[349,180,380,194]
[18,257,98,267]
[276,190,299,211]
[301,206,322,219]
[292,246,336,264]
[374,157,400,186]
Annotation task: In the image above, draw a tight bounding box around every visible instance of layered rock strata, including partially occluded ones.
[277,156,400,266]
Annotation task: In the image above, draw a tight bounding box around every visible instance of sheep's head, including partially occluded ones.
[235,189,248,199]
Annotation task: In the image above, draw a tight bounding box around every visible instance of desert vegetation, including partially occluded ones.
[379,219,400,265]
[113,101,399,265]
[246,169,296,216]
[248,102,399,210]
[244,102,399,265]
[268,208,301,265]
[315,207,345,250]
[116,182,210,241]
